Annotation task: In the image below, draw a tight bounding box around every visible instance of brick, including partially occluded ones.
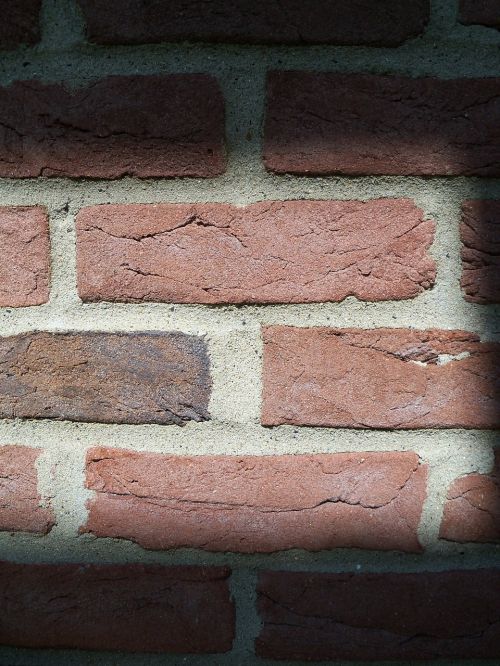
[0,446,53,534]
[262,327,500,429]
[0,332,210,425]
[76,199,436,305]
[440,449,500,543]
[256,569,500,660]
[461,200,500,303]
[0,561,233,652]
[0,76,225,178]
[0,0,41,49]
[459,0,500,28]
[77,0,429,46]
[264,72,500,176]
[83,448,426,553]
[0,206,50,306]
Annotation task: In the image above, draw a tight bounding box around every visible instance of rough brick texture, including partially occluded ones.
[0,76,225,178]
[440,449,500,543]
[0,0,41,49]
[256,569,500,660]
[0,561,233,653]
[264,72,500,176]
[76,199,436,305]
[0,446,53,534]
[83,448,426,553]
[461,200,500,303]
[77,0,429,46]
[0,206,50,307]
[0,332,211,425]
[459,0,500,28]
[262,327,500,429]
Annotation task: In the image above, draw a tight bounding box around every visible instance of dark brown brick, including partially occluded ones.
[264,72,500,176]
[461,200,500,303]
[440,450,500,543]
[0,561,234,653]
[459,0,500,28]
[0,332,211,425]
[0,446,53,534]
[262,327,500,429]
[0,0,41,49]
[77,0,429,46]
[76,199,436,304]
[82,448,426,553]
[256,569,500,660]
[0,76,225,178]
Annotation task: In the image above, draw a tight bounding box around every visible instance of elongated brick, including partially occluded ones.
[0,0,41,49]
[461,200,500,303]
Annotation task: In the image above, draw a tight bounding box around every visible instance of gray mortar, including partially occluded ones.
[0,0,499,664]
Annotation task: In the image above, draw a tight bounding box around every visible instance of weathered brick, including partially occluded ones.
[76,199,436,305]
[262,327,500,429]
[256,569,500,660]
[459,0,500,28]
[440,449,500,543]
[0,446,53,534]
[264,72,500,176]
[0,561,234,653]
[83,448,426,553]
[0,206,50,306]
[0,0,41,49]
[0,76,225,178]
[461,200,500,303]
[0,332,211,425]
[77,0,429,46]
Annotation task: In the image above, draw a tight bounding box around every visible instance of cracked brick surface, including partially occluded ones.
[256,569,500,660]
[76,199,436,304]
[0,0,41,49]
[0,561,234,653]
[440,449,500,543]
[82,448,426,553]
[0,446,53,534]
[0,76,225,178]
[264,72,500,176]
[0,206,50,307]
[77,0,429,46]
[262,327,500,429]
[459,0,500,28]
[0,332,211,425]
[461,200,500,303]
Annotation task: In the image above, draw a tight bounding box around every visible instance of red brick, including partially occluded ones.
[256,569,500,660]
[262,327,500,429]
[82,448,426,553]
[440,449,500,543]
[264,72,500,176]
[0,446,53,534]
[0,561,233,653]
[0,206,50,306]
[0,0,41,49]
[76,199,436,305]
[0,332,211,425]
[77,0,429,46]
[0,76,225,178]
[461,200,500,303]
[459,0,500,28]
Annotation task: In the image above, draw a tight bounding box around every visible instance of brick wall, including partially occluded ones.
[0,1,499,664]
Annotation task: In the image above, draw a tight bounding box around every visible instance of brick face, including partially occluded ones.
[0,0,41,49]
[264,72,500,176]
[0,562,234,653]
[461,200,500,303]
[77,0,429,46]
[262,327,500,429]
[0,332,211,425]
[459,0,500,28]
[440,450,500,543]
[256,569,500,660]
[0,76,225,178]
[0,446,53,534]
[0,206,50,307]
[83,448,426,553]
[76,199,436,304]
